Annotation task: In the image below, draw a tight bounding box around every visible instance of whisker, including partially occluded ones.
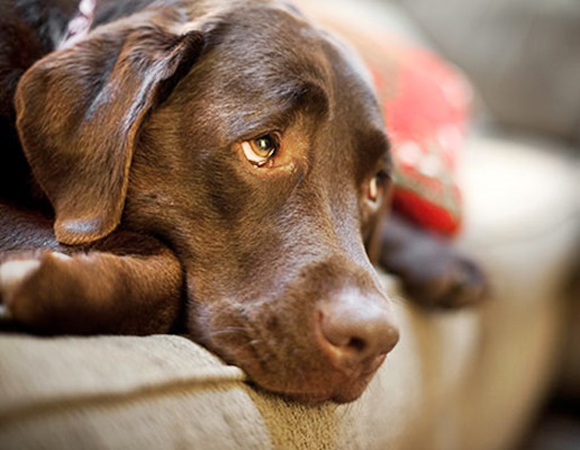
[207,326,248,339]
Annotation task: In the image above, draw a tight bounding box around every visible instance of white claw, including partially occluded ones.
[0,259,42,301]
[51,252,72,262]
[0,304,12,320]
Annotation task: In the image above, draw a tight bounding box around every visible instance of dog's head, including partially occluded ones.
[15,0,398,403]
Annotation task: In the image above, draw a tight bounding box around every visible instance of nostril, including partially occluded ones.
[348,337,366,353]
[325,330,368,353]
[316,293,399,372]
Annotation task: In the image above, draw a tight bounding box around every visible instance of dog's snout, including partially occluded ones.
[316,291,399,373]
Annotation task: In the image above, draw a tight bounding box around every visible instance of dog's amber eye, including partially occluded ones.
[241,134,279,167]
[368,171,389,203]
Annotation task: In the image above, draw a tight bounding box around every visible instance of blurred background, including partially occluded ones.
[381,0,580,448]
[392,0,580,144]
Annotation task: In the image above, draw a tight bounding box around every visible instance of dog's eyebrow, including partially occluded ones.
[230,80,329,139]
[291,81,329,117]
[356,127,392,180]
[365,126,391,159]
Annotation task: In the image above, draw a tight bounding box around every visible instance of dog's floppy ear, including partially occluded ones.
[15,19,204,245]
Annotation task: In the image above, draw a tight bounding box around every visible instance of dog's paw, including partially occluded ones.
[399,249,487,309]
[379,229,488,308]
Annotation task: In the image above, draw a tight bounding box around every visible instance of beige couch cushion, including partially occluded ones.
[0,334,271,449]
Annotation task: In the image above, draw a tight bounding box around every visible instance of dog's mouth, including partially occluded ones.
[239,349,386,404]
[273,356,386,404]
[226,344,386,404]
[189,297,392,404]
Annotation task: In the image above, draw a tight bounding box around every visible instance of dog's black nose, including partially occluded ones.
[316,291,399,372]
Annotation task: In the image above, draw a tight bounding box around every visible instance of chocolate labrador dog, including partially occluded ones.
[0,0,485,403]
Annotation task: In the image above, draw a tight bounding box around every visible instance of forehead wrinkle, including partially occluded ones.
[205,4,333,82]
[351,127,392,185]
[224,80,329,140]
[367,128,392,167]
[196,22,332,139]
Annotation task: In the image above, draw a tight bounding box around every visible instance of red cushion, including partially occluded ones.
[364,37,472,236]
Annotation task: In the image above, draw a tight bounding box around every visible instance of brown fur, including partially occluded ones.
[0,0,485,403]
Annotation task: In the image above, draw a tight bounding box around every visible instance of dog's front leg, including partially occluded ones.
[0,233,183,335]
[378,212,487,308]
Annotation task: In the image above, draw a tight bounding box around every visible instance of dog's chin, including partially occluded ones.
[247,367,378,404]
[222,346,382,404]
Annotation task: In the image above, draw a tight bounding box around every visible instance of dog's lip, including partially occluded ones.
[329,352,386,379]
[331,361,386,403]
[214,339,383,404]
[203,323,387,404]
[364,353,387,375]
[243,352,385,404]
[279,369,380,404]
